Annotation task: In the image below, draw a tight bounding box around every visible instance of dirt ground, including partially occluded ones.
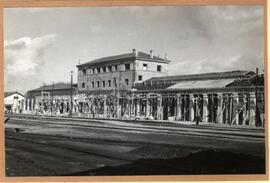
[4,116,265,176]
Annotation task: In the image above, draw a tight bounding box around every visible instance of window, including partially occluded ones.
[92,68,95,74]
[97,68,101,73]
[114,65,118,72]
[82,69,86,75]
[125,79,129,86]
[143,63,148,70]
[102,80,106,88]
[102,67,106,73]
[108,66,112,72]
[97,81,100,88]
[92,81,95,88]
[138,75,143,81]
[125,64,130,70]
[108,80,111,87]
[157,65,162,72]
[82,82,85,88]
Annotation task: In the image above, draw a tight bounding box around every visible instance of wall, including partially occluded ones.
[78,60,136,91]
[4,94,25,105]
[134,59,168,83]
[4,94,25,113]
[27,88,77,103]
[77,59,169,92]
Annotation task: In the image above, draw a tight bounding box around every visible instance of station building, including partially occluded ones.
[76,50,264,127]
[22,49,264,127]
[76,49,170,94]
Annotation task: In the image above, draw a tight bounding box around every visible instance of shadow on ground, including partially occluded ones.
[66,150,265,176]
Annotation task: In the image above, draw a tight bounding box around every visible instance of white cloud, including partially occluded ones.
[169,55,246,75]
[4,34,56,75]
[4,34,57,93]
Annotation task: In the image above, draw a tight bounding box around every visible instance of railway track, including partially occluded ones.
[6,113,264,132]
[6,131,199,175]
[6,115,265,142]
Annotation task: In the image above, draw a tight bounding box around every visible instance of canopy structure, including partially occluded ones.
[167,79,235,90]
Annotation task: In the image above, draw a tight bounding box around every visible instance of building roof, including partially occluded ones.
[28,83,77,92]
[77,51,170,68]
[148,70,255,82]
[135,70,259,91]
[226,75,264,87]
[4,91,24,98]
[166,79,238,90]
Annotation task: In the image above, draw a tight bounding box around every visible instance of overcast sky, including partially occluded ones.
[4,6,264,94]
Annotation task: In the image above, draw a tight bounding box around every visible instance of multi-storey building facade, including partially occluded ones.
[22,50,264,127]
[76,49,170,94]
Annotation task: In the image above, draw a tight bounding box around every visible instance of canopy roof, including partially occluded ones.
[167,79,235,90]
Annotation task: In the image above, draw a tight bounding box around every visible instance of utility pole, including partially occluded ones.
[51,81,54,115]
[70,70,74,117]
[255,67,259,126]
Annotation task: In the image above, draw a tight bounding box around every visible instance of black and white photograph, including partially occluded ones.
[3,3,266,178]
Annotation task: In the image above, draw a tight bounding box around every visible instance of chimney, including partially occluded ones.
[132,49,137,56]
[165,53,168,60]
[150,50,153,58]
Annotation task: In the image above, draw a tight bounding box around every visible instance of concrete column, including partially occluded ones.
[136,97,140,116]
[35,99,39,112]
[179,96,182,121]
[116,96,121,119]
[146,95,150,117]
[233,93,239,125]
[229,95,233,125]
[130,94,134,116]
[256,92,264,127]
[160,96,164,120]
[31,99,34,112]
[175,95,180,120]
[242,94,247,125]
[189,94,194,122]
[176,95,182,121]
[259,92,264,127]
[103,95,107,117]
[23,99,26,113]
[217,93,223,124]
[202,94,208,123]
[249,92,256,126]
[148,97,153,118]
[183,96,186,121]
[27,99,30,111]
[156,95,162,120]
[224,94,229,124]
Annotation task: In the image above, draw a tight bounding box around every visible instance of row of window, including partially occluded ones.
[80,63,162,75]
[142,64,162,72]
[81,75,145,89]
[80,64,130,75]
[81,78,132,89]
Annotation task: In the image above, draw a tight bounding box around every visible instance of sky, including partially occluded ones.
[4,6,264,94]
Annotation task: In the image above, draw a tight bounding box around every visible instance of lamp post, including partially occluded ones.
[70,70,74,117]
